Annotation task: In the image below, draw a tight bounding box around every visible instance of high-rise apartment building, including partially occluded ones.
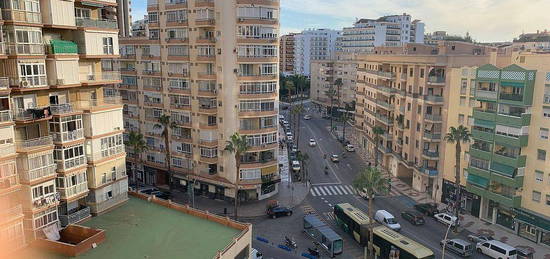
[340,13,425,53]
[117,0,132,37]
[294,28,341,76]
[0,0,127,253]
[310,53,357,109]
[279,33,296,75]
[354,42,493,198]
[120,0,280,202]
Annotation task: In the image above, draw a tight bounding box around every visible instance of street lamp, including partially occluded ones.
[441,220,453,259]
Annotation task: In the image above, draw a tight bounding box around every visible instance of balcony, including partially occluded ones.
[19,163,57,183]
[422,150,439,158]
[375,114,393,125]
[2,9,41,23]
[493,134,528,148]
[50,103,78,116]
[0,110,12,123]
[58,156,87,171]
[32,192,60,209]
[0,172,19,192]
[423,132,441,141]
[75,96,122,111]
[0,205,23,223]
[87,145,125,162]
[48,40,78,55]
[79,71,121,85]
[10,76,48,89]
[195,0,214,7]
[16,136,53,151]
[469,147,492,161]
[59,206,90,227]
[0,144,15,158]
[544,94,550,104]
[76,18,117,29]
[476,89,498,100]
[495,113,531,127]
[423,95,444,103]
[58,182,88,200]
[424,114,442,122]
[52,129,84,143]
[0,77,8,90]
[473,109,496,121]
[376,100,394,110]
[417,167,439,177]
[6,43,45,55]
[427,76,445,84]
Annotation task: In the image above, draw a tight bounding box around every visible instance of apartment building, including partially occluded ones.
[511,30,550,51]
[310,53,357,109]
[0,0,127,250]
[462,52,550,247]
[279,33,296,75]
[294,28,341,76]
[340,13,425,54]
[120,0,280,202]
[354,42,493,199]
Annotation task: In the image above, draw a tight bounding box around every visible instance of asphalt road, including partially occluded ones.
[259,102,482,259]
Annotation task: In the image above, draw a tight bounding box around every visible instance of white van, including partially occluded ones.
[476,240,517,259]
[374,210,401,232]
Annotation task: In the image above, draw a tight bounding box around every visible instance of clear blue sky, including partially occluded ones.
[132,0,550,42]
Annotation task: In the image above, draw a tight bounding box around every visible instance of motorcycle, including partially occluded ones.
[308,247,320,257]
[285,236,297,249]
[324,166,328,175]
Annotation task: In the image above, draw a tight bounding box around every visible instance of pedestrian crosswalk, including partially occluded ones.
[323,211,336,221]
[310,184,356,197]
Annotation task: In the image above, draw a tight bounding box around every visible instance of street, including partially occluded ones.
[250,102,477,258]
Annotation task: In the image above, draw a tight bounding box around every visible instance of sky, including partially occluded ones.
[132,0,550,42]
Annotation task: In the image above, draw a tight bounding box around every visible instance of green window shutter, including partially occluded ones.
[490,162,515,177]
[467,173,489,188]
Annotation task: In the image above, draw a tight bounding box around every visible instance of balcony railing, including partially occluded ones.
[424,95,444,103]
[80,71,121,83]
[424,114,442,122]
[50,103,76,115]
[0,144,15,158]
[58,182,88,199]
[0,173,18,190]
[20,164,57,183]
[6,43,45,55]
[423,132,442,140]
[75,96,122,110]
[87,145,125,162]
[58,156,87,171]
[422,150,439,157]
[0,205,23,223]
[76,18,117,29]
[499,93,523,101]
[427,76,445,84]
[59,206,90,227]
[32,192,60,209]
[0,110,12,123]
[0,77,8,90]
[2,9,41,23]
[418,167,439,176]
[10,76,48,88]
[476,90,498,99]
[16,136,53,150]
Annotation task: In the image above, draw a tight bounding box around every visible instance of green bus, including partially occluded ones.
[334,203,434,259]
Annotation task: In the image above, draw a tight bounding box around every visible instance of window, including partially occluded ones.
[407,103,411,111]
[546,195,550,206]
[240,168,261,180]
[19,63,46,86]
[469,98,475,107]
[460,97,466,106]
[166,10,187,22]
[540,128,549,140]
[416,123,420,132]
[535,171,544,183]
[102,37,114,54]
[100,134,124,158]
[75,8,91,18]
[532,191,541,202]
[538,149,546,161]
[458,114,465,124]
[148,12,159,22]
[420,68,424,78]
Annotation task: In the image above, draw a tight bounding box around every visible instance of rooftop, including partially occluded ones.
[18,197,242,259]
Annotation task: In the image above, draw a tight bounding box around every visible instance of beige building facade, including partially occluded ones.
[0,0,127,255]
[120,0,280,202]
[279,33,295,75]
[310,53,357,110]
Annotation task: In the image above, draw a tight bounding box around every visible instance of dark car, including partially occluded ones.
[140,188,159,195]
[155,191,171,200]
[516,247,534,259]
[401,210,425,225]
[414,203,440,216]
[267,206,292,219]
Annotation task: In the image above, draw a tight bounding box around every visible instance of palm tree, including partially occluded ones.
[291,104,304,148]
[224,133,250,220]
[325,86,337,130]
[372,126,385,168]
[444,125,471,229]
[335,78,343,108]
[339,111,351,142]
[154,114,176,191]
[296,151,309,181]
[286,80,296,128]
[352,167,388,259]
[126,131,148,191]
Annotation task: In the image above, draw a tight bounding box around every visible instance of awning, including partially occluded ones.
[513,208,550,232]
[490,162,515,177]
[261,165,278,175]
[474,119,495,129]
[467,173,489,188]
[500,81,525,88]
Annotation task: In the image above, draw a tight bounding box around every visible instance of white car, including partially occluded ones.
[345,144,355,152]
[291,160,301,171]
[303,115,311,120]
[309,138,317,147]
[434,212,459,227]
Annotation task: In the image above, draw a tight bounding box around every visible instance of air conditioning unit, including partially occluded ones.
[57,79,65,85]
[20,80,29,87]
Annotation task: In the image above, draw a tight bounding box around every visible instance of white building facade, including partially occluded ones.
[294,29,341,76]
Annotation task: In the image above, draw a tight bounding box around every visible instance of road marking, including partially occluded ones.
[327,203,332,207]
[324,212,335,221]
[329,186,338,195]
[318,187,327,196]
[312,182,341,186]
[337,185,349,195]
[344,185,356,194]
[311,185,357,197]
[322,186,332,195]
[303,123,342,184]
[310,189,317,196]
[333,186,343,195]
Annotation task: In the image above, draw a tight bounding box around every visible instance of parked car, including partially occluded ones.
[440,239,474,257]
[266,206,293,219]
[154,191,171,200]
[467,234,494,244]
[400,210,425,225]
[303,115,311,120]
[345,144,355,152]
[250,248,263,259]
[434,212,459,227]
[516,247,534,259]
[309,138,317,147]
[476,240,518,259]
[356,188,379,200]
[331,154,339,162]
[291,160,301,171]
[374,210,401,231]
[283,122,290,128]
[413,203,440,216]
[140,188,159,195]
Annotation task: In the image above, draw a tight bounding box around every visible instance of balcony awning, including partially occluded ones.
[467,173,489,188]
[490,162,515,178]
[500,82,525,88]
[474,119,495,129]
[50,40,78,54]
[513,208,550,232]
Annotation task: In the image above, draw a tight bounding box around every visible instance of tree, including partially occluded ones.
[126,131,148,191]
[290,104,304,148]
[296,151,309,181]
[352,167,388,259]
[444,125,471,230]
[325,86,337,130]
[335,78,343,108]
[338,111,352,142]
[224,133,250,220]
[154,114,176,191]
[372,126,385,168]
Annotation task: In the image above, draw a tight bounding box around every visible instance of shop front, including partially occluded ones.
[515,208,550,247]
[441,179,481,217]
